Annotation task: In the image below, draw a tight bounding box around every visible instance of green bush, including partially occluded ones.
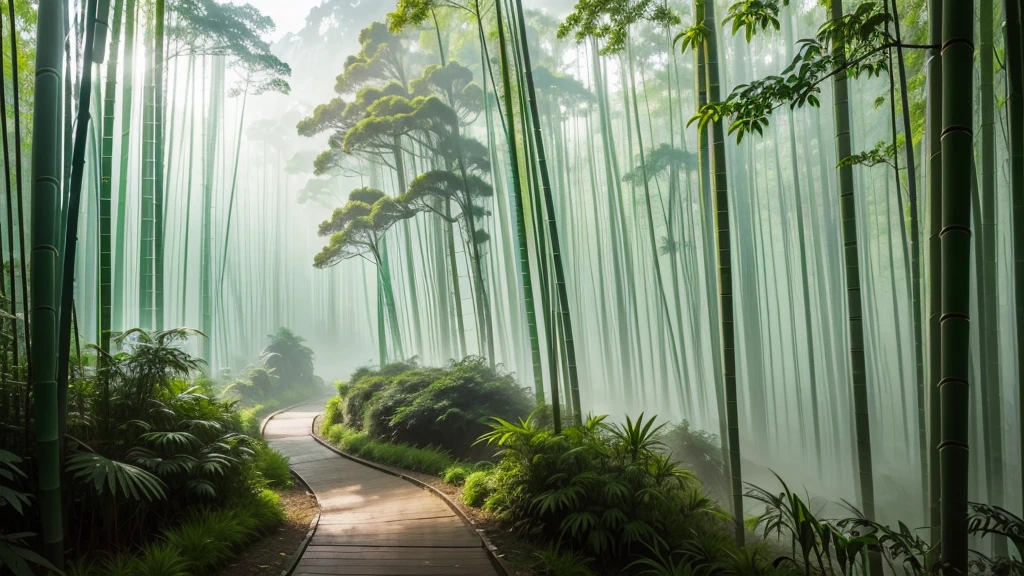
[251,443,293,488]
[461,470,494,507]
[442,464,475,485]
[478,411,742,566]
[130,542,191,576]
[536,547,595,576]
[323,395,344,427]
[334,357,533,459]
[659,421,726,497]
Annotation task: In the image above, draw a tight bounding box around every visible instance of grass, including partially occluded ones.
[320,421,464,477]
[461,470,495,507]
[251,443,294,488]
[66,489,285,576]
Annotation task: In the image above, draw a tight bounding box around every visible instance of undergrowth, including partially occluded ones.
[66,488,285,575]
[320,419,464,477]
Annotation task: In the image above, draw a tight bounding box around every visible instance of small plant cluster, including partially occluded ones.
[328,357,534,459]
[220,327,328,408]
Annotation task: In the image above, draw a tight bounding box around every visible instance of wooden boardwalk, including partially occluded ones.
[264,401,499,575]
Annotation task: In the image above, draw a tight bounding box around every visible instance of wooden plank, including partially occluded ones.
[264,402,498,576]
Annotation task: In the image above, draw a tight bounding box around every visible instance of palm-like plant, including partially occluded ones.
[480,412,699,559]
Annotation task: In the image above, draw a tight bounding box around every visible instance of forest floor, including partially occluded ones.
[217,484,317,576]
[311,417,543,575]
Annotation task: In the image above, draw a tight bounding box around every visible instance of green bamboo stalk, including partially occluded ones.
[938,1,973,570]
[782,11,822,470]
[201,56,224,362]
[139,23,154,329]
[886,0,926,519]
[978,0,1006,556]
[925,0,942,552]
[494,0,543,401]
[179,56,196,326]
[513,0,580,420]
[98,0,124,352]
[215,86,248,306]
[701,0,743,542]
[112,0,135,331]
[153,0,165,328]
[829,2,879,554]
[1003,0,1024,521]
[31,0,66,564]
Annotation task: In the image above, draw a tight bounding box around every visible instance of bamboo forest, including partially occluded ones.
[0,0,1021,573]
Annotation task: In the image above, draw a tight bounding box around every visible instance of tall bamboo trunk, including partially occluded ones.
[139,24,155,328]
[98,0,124,351]
[112,0,136,331]
[977,0,1006,556]
[701,0,744,543]
[31,0,66,565]
[494,0,543,401]
[512,0,580,420]
[1003,0,1024,522]
[201,56,224,362]
[830,4,879,569]
[925,0,943,554]
[938,1,973,571]
[153,0,165,328]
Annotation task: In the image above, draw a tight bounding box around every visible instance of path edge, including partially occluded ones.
[309,414,516,576]
[260,404,323,576]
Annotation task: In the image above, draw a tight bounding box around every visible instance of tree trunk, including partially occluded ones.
[830,4,880,569]
[31,0,67,565]
[98,0,124,351]
[938,1,973,571]
[1003,0,1024,523]
[702,0,744,543]
[925,0,943,554]
[112,0,136,331]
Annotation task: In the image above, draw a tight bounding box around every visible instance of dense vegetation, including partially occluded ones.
[323,357,533,459]
[3,328,294,574]
[0,0,1019,573]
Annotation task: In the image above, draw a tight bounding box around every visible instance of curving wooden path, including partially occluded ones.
[264,401,499,576]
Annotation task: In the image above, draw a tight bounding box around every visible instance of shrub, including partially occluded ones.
[323,395,344,427]
[461,470,494,507]
[442,464,475,485]
[130,542,191,576]
[536,547,595,576]
[479,412,713,562]
[249,489,287,527]
[251,443,293,488]
[658,421,726,497]
[334,357,533,459]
